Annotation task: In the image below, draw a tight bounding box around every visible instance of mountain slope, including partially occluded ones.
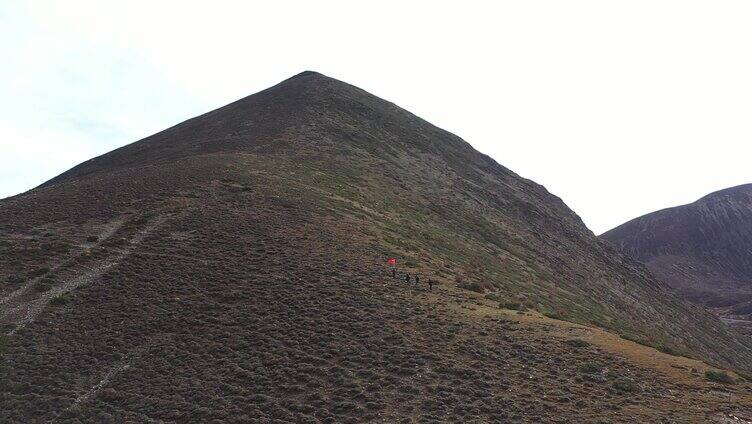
[2,72,752,422]
[602,184,752,330]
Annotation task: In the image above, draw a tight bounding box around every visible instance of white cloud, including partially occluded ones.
[1,1,751,233]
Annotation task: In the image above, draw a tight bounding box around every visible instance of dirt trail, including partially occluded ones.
[2,215,166,335]
[0,219,125,308]
[49,333,175,424]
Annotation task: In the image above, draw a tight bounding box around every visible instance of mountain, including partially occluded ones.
[2,72,752,422]
[602,184,752,331]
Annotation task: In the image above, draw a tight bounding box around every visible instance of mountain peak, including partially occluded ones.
[278,70,328,85]
[291,70,323,78]
[5,72,752,421]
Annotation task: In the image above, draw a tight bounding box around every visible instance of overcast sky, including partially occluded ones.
[1,1,750,234]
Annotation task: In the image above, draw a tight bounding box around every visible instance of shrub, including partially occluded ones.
[620,333,651,347]
[612,377,641,393]
[86,235,99,243]
[656,344,677,356]
[705,370,735,384]
[460,282,485,293]
[500,301,526,311]
[484,293,500,302]
[542,311,562,320]
[6,275,24,285]
[33,278,53,292]
[30,267,50,277]
[578,362,602,374]
[564,339,589,348]
[50,293,71,306]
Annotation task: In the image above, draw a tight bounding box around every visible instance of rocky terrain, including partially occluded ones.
[2,71,752,422]
[602,184,752,333]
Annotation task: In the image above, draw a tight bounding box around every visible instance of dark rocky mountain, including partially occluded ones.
[2,72,752,422]
[602,184,752,331]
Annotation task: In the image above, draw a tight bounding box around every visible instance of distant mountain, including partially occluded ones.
[602,184,752,331]
[2,72,751,422]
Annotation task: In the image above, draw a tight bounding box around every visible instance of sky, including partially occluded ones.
[1,1,750,234]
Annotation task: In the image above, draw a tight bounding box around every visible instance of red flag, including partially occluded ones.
[387,258,396,266]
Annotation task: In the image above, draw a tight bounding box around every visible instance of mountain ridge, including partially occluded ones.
[602,183,752,329]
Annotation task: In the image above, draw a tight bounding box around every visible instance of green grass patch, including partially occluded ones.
[705,370,735,384]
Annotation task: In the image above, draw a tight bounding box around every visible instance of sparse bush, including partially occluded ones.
[5,275,24,285]
[611,377,641,393]
[50,293,71,306]
[484,293,500,302]
[86,235,99,243]
[564,339,589,348]
[578,362,602,374]
[619,333,651,347]
[460,282,485,293]
[705,370,735,384]
[99,387,118,401]
[541,310,562,320]
[30,267,50,277]
[33,278,53,292]
[656,343,677,356]
[500,301,526,311]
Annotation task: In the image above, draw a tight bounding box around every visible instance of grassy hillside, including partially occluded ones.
[2,71,752,422]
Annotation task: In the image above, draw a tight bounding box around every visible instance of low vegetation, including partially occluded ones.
[33,277,54,292]
[5,275,24,285]
[499,301,526,311]
[578,362,603,374]
[705,370,735,384]
[49,293,71,306]
[564,338,589,348]
[30,266,51,277]
[612,377,641,393]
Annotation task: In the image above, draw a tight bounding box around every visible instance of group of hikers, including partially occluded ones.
[389,263,434,291]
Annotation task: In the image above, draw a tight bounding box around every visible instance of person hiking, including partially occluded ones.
[404,273,410,284]
[428,279,434,291]
[415,275,420,286]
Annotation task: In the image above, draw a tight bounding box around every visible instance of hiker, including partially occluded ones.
[404,273,410,284]
[415,275,420,286]
[428,279,434,291]
[387,258,397,278]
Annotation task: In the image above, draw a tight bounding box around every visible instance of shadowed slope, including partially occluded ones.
[603,184,752,330]
[2,72,752,422]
